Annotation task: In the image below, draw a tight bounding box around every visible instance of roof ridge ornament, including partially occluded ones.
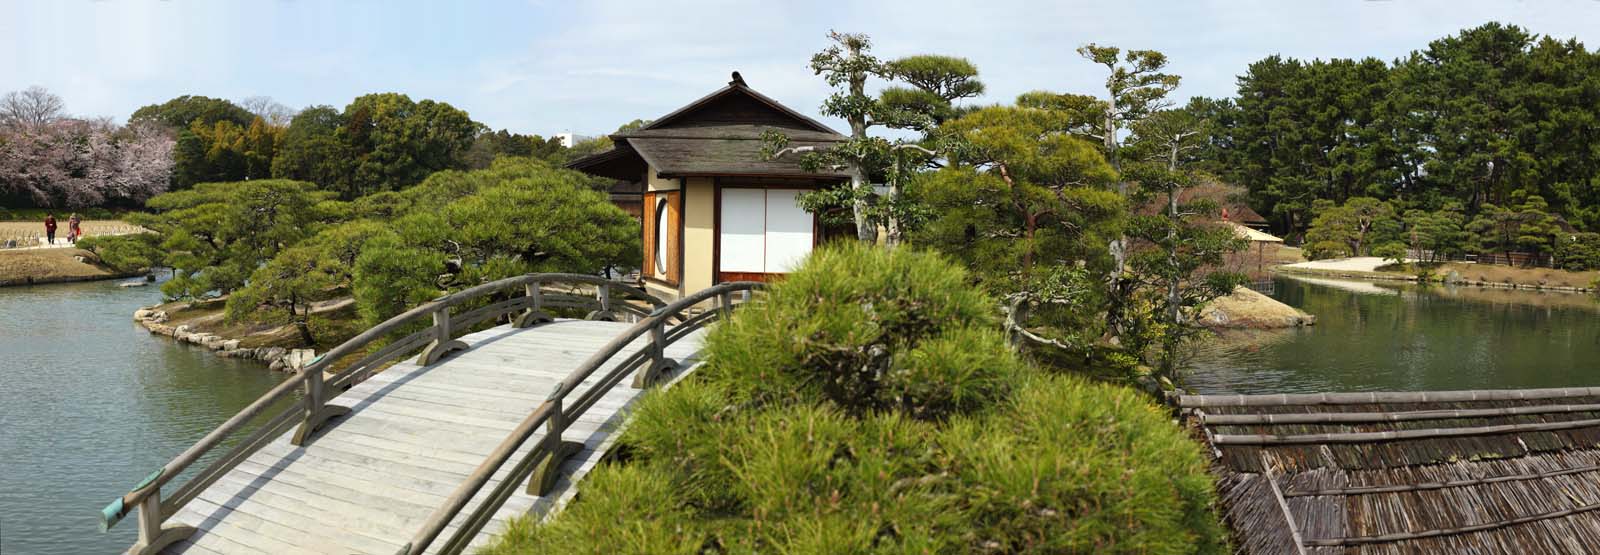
[729,71,746,87]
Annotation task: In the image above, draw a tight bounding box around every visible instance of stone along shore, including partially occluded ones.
[133,308,316,372]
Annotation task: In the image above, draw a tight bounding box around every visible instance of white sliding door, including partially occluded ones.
[763,189,812,273]
[719,188,767,273]
[719,187,814,276]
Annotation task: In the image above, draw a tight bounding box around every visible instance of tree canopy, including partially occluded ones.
[1204,22,1600,235]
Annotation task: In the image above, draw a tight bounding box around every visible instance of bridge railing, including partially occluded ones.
[398,280,763,555]
[99,273,669,555]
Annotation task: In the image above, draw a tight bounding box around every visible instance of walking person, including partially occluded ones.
[44,213,56,245]
[68,213,81,244]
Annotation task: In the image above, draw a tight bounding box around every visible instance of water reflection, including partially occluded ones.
[1185,276,1600,394]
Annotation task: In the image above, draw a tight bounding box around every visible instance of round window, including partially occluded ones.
[654,197,669,276]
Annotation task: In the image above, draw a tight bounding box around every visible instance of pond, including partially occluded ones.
[0,278,289,555]
[1184,275,1600,395]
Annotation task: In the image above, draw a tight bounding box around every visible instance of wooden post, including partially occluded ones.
[631,318,679,388]
[527,400,582,496]
[585,282,619,321]
[417,305,468,365]
[717,291,732,321]
[126,486,195,555]
[513,280,553,328]
[291,362,349,446]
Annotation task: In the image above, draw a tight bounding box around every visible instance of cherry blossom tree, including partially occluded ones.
[0,118,174,208]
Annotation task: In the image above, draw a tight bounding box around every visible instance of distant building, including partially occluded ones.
[555,133,576,148]
[1137,176,1269,229]
[568,73,849,301]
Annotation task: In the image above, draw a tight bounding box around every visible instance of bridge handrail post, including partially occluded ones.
[528,280,543,314]
[630,316,679,388]
[301,365,323,434]
[135,488,162,549]
[514,279,555,328]
[289,359,350,446]
[717,291,733,320]
[525,398,582,497]
[418,304,468,365]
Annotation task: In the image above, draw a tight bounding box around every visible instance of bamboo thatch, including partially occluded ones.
[1185,388,1600,554]
[1179,387,1600,408]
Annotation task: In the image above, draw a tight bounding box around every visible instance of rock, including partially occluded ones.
[221,339,240,351]
[269,359,286,372]
[258,347,287,362]
[134,309,154,320]
[3,239,14,248]
[1201,287,1316,330]
[283,349,318,371]
[73,255,88,263]
[119,280,148,288]
[149,311,168,323]
[1444,271,1463,285]
[175,324,190,335]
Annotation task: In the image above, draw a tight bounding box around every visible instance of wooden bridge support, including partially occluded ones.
[631,319,680,388]
[513,281,554,328]
[418,305,469,365]
[291,362,351,446]
[584,282,621,322]
[527,400,584,496]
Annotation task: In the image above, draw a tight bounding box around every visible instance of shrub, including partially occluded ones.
[698,241,1009,420]
[492,243,1227,554]
[478,463,706,555]
[1371,241,1407,266]
[76,233,163,273]
[943,373,1227,553]
[1304,240,1349,261]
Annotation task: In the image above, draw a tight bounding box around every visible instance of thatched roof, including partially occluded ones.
[1179,387,1600,554]
[568,76,849,181]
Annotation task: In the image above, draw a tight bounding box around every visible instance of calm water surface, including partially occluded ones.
[0,279,287,555]
[1185,276,1600,394]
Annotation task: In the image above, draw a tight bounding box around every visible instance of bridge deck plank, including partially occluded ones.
[162,319,706,555]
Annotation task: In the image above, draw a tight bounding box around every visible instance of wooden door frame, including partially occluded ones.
[641,183,685,288]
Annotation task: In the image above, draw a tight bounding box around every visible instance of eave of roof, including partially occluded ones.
[627,136,850,179]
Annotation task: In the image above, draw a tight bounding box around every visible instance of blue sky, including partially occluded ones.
[3,1,1598,137]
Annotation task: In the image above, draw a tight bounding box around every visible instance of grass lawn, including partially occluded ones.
[0,248,126,285]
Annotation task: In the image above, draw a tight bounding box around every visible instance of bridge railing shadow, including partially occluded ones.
[98,273,673,555]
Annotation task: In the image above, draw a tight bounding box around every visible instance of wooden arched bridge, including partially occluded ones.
[100,274,761,555]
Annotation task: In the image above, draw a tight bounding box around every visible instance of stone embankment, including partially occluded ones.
[133,308,316,372]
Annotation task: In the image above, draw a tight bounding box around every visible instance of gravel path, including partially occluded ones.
[1280,257,1399,272]
[0,220,147,249]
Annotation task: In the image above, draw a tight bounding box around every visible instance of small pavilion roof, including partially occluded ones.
[569,76,849,181]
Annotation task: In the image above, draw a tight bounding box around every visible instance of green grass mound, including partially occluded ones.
[484,243,1225,555]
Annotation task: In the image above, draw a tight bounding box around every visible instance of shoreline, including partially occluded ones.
[133,306,316,372]
[0,247,147,287]
[1272,265,1596,295]
[0,270,146,287]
